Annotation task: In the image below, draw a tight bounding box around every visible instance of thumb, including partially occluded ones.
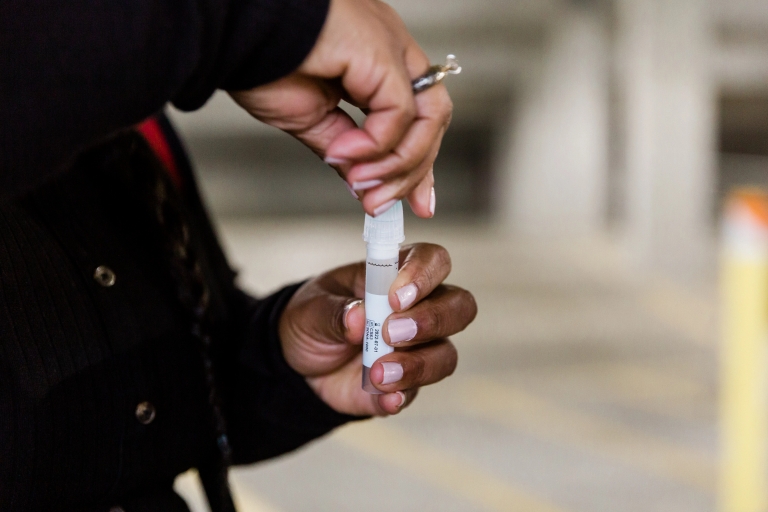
[280,289,366,378]
[287,286,366,347]
[229,74,359,163]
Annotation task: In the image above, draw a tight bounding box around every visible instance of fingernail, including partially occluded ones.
[345,182,359,200]
[343,299,363,330]
[395,391,406,408]
[429,187,436,217]
[373,199,397,217]
[388,318,417,344]
[395,283,418,310]
[325,156,348,165]
[352,179,383,191]
[381,362,403,385]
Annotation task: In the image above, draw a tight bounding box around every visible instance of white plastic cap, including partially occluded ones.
[363,200,405,245]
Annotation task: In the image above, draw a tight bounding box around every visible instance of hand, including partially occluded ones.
[278,244,476,416]
[229,0,453,219]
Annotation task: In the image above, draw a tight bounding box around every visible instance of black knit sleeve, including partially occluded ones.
[0,0,329,197]
[225,284,366,465]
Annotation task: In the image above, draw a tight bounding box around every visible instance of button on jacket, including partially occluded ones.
[0,122,358,511]
[0,0,362,510]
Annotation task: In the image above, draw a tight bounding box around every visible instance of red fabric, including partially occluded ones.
[137,118,182,188]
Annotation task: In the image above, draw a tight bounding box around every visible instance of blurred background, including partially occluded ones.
[170,0,768,510]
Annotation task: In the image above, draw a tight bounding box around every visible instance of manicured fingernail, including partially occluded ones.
[388,318,417,344]
[343,299,363,330]
[395,283,418,310]
[325,156,348,165]
[345,182,359,200]
[381,362,403,385]
[395,391,406,408]
[429,187,436,217]
[373,199,397,217]
[352,179,383,191]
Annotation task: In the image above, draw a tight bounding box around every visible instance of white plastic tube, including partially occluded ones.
[362,201,405,393]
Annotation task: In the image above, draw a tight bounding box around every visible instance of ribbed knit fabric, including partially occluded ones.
[0,122,361,511]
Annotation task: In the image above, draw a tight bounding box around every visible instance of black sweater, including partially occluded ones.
[0,1,359,511]
[0,0,329,193]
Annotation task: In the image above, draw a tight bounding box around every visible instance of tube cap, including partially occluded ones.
[363,200,405,245]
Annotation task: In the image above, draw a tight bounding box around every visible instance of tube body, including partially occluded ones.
[362,242,399,393]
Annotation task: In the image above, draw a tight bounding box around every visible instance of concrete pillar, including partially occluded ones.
[495,2,609,236]
[615,0,717,279]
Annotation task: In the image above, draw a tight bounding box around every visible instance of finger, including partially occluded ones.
[345,85,451,183]
[280,262,367,349]
[314,260,366,299]
[377,388,419,415]
[306,354,390,416]
[390,244,453,311]
[356,162,430,217]
[291,106,360,161]
[230,76,360,163]
[324,29,429,163]
[382,285,477,347]
[369,338,458,393]
[406,167,435,219]
[324,58,417,162]
[230,75,341,132]
[355,140,436,217]
[404,38,432,79]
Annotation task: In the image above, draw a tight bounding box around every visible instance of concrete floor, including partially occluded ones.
[175,215,719,512]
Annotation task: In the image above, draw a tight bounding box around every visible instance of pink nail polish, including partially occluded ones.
[395,283,418,310]
[325,156,348,165]
[395,391,406,408]
[345,182,359,200]
[352,179,383,191]
[388,318,417,344]
[381,362,403,385]
[373,199,397,217]
[429,187,436,217]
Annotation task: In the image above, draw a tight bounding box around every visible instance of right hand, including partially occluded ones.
[229,0,453,219]
[277,243,476,417]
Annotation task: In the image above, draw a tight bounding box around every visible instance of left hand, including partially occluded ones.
[278,243,476,416]
[229,0,453,219]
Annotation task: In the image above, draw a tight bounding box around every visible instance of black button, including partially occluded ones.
[135,401,156,425]
[93,266,116,287]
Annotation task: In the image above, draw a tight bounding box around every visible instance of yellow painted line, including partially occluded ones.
[456,377,716,492]
[332,420,567,512]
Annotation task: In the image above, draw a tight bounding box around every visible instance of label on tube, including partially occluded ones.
[363,256,398,368]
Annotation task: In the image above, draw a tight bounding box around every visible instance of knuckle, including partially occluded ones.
[401,99,417,124]
[423,304,442,335]
[405,243,451,292]
[418,263,439,293]
[408,353,427,383]
[399,146,423,170]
